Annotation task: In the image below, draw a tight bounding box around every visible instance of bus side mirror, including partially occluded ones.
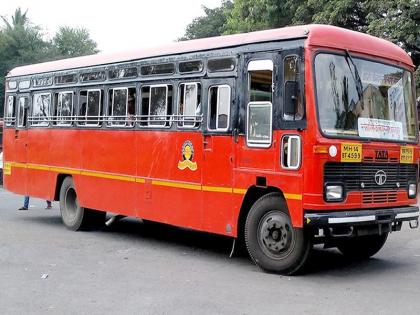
[284,81,298,117]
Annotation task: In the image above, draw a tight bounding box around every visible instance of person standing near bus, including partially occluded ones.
[19,196,52,210]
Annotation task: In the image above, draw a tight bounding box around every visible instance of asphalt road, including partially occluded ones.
[0,188,419,315]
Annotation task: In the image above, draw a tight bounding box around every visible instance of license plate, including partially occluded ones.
[341,143,362,162]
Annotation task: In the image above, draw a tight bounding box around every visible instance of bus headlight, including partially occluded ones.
[408,183,417,198]
[325,185,344,202]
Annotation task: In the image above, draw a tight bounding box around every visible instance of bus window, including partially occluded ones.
[108,68,138,80]
[55,91,74,126]
[208,85,231,131]
[141,85,172,127]
[5,95,15,126]
[17,96,28,128]
[78,89,102,126]
[31,93,51,126]
[178,83,201,128]
[140,63,175,76]
[108,87,136,127]
[207,58,236,72]
[283,55,303,120]
[179,61,203,73]
[246,59,273,147]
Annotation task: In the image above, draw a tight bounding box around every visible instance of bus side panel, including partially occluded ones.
[2,128,26,195]
[136,131,203,229]
[233,132,304,229]
[26,129,56,200]
[76,130,137,217]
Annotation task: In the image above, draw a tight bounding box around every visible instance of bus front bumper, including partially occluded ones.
[304,206,419,228]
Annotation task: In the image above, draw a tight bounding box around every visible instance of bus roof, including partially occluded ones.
[7,24,414,78]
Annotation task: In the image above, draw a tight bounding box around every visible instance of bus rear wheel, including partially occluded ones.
[337,233,388,260]
[59,177,106,231]
[244,193,311,275]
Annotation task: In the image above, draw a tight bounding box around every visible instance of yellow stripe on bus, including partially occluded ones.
[5,161,302,200]
[151,180,202,191]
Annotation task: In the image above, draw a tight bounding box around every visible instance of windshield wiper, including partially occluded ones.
[344,49,365,110]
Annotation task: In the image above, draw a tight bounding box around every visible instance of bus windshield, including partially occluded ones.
[315,53,417,143]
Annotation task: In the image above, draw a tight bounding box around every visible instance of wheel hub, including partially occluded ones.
[258,212,293,257]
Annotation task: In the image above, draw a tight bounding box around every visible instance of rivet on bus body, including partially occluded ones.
[226,224,232,233]
[329,145,338,157]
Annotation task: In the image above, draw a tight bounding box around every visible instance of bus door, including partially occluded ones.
[11,94,30,194]
[201,78,235,235]
[235,52,279,172]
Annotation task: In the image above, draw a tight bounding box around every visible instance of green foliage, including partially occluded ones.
[0,8,99,116]
[53,26,98,58]
[180,1,233,40]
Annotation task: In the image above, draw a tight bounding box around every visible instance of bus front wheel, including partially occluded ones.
[59,177,106,231]
[244,193,311,275]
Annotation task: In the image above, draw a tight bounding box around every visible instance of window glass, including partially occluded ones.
[108,87,136,126]
[55,74,77,85]
[109,67,138,79]
[208,58,236,72]
[18,80,30,90]
[55,92,73,126]
[80,71,106,82]
[283,55,303,120]
[5,95,15,126]
[249,69,272,102]
[179,61,203,73]
[141,63,175,76]
[247,102,272,146]
[17,97,28,128]
[178,83,201,128]
[8,81,17,90]
[208,85,231,131]
[78,90,102,126]
[32,93,51,126]
[141,85,172,127]
[33,77,53,87]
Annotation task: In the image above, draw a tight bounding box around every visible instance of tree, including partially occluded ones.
[225,0,305,34]
[0,8,99,116]
[52,26,98,58]
[180,1,233,40]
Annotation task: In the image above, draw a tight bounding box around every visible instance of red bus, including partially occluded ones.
[2,25,419,274]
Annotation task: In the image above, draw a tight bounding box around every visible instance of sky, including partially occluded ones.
[0,0,223,53]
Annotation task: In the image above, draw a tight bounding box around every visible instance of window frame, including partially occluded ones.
[5,95,16,127]
[31,92,52,127]
[55,90,74,127]
[107,87,137,128]
[177,82,202,129]
[147,84,170,128]
[246,101,273,148]
[207,84,231,132]
[17,95,29,128]
[77,89,102,127]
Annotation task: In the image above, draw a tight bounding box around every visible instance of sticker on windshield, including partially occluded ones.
[400,147,413,164]
[341,143,362,162]
[358,118,403,140]
[388,78,407,135]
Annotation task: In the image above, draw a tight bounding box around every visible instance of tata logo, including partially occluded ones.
[374,170,387,186]
[375,150,388,160]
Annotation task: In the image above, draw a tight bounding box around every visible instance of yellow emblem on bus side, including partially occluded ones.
[400,147,414,164]
[178,141,198,171]
[341,143,362,163]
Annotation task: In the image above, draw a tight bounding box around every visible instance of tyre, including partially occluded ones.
[337,233,388,260]
[245,193,311,275]
[59,177,106,231]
